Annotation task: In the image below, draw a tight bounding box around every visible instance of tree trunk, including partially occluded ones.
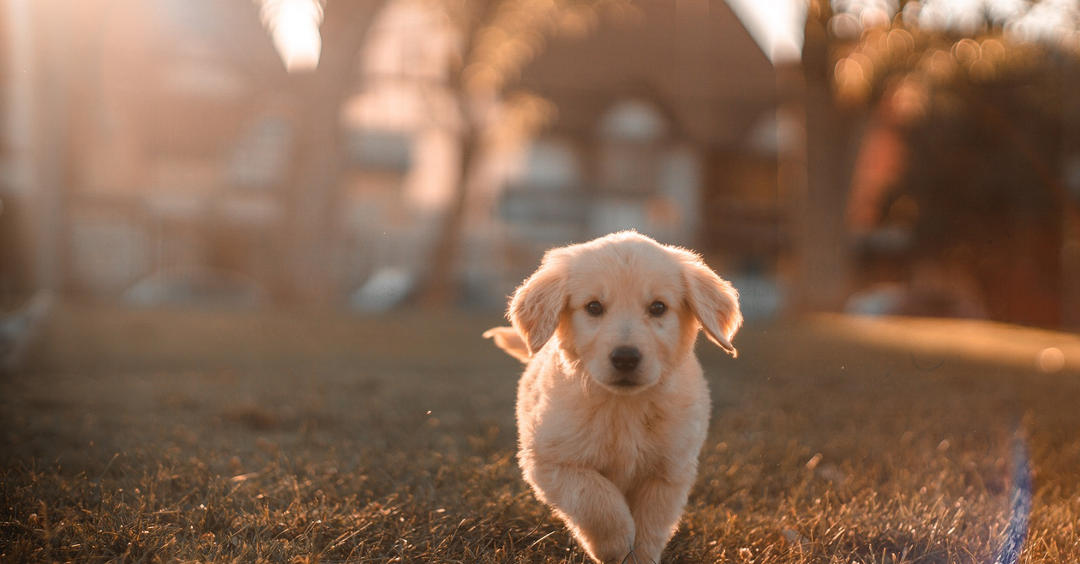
[277,0,385,305]
[1061,58,1080,329]
[784,5,861,313]
[412,1,500,308]
[23,0,80,294]
[417,125,478,307]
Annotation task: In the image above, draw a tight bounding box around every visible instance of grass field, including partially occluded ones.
[2,304,1079,562]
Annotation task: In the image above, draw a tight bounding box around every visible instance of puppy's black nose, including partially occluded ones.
[610,346,641,372]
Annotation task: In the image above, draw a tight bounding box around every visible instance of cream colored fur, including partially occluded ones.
[488,231,742,563]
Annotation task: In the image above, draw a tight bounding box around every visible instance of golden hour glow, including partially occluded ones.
[3,0,1080,561]
[726,0,806,63]
[258,0,323,72]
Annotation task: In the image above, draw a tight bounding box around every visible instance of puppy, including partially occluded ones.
[490,231,742,563]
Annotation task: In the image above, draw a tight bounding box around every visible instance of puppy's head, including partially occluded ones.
[509,231,742,394]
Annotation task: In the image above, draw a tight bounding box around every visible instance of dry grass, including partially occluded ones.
[1,304,1078,562]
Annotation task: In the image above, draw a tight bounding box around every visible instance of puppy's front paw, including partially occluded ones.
[588,539,635,564]
[574,518,636,564]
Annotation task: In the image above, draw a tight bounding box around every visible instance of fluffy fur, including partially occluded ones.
[486,231,742,563]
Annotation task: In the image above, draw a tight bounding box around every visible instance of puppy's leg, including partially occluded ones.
[526,463,636,563]
[626,475,694,563]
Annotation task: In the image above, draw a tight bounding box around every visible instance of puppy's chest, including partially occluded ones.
[563,401,673,486]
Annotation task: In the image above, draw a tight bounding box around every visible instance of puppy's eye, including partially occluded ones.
[648,301,667,317]
[585,301,604,317]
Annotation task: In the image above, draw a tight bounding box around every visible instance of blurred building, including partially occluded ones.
[478,0,784,309]
[2,0,786,313]
[8,0,1075,327]
[2,0,292,304]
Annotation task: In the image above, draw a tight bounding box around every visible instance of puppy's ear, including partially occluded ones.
[509,252,567,355]
[681,254,742,357]
[482,326,531,363]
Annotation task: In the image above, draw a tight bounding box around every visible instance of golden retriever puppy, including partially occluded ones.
[493,231,742,564]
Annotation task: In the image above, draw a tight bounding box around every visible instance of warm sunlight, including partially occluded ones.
[725,0,805,64]
[258,0,323,72]
[4,0,1079,561]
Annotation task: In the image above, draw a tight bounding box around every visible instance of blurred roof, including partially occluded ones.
[518,0,779,148]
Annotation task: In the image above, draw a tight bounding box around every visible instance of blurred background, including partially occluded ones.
[1,0,1079,327]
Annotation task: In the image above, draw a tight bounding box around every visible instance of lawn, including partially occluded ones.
[1,304,1078,562]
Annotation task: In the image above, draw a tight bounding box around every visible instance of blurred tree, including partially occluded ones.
[259,0,620,307]
[792,0,1080,327]
[257,0,387,304]
[785,0,862,312]
[412,0,629,307]
[2,0,104,297]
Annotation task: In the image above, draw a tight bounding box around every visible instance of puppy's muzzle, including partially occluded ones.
[609,346,642,374]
